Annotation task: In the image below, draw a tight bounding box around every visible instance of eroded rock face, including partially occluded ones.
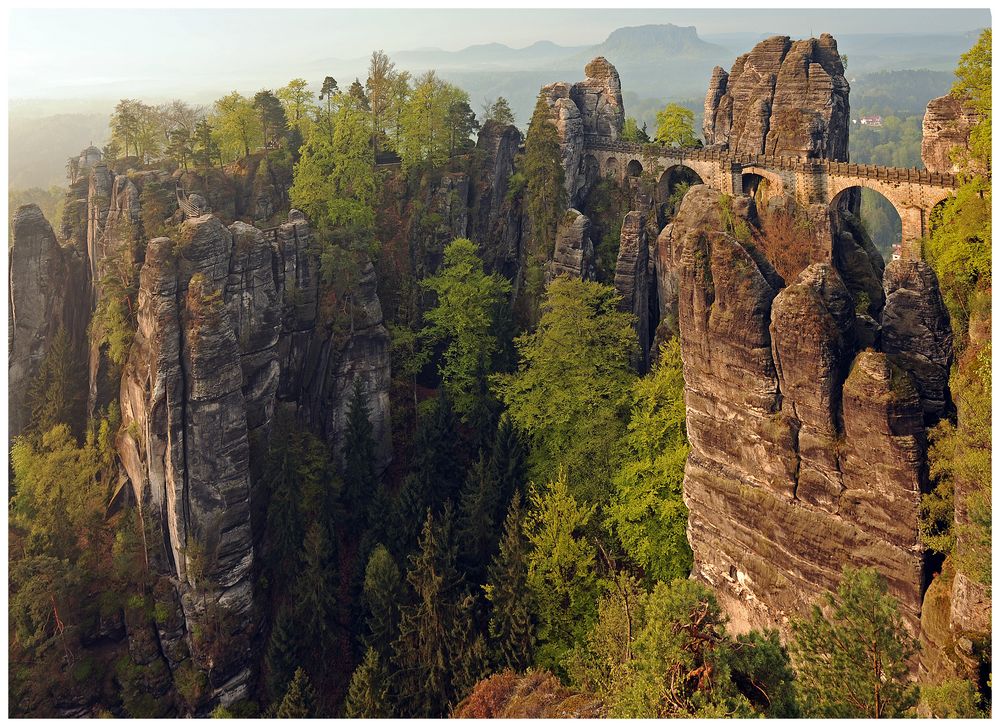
[548,208,595,282]
[922,95,979,174]
[881,259,953,422]
[470,121,525,279]
[540,57,626,206]
[703,34,849,160]
[115,207,392,705]
[571,57,625,140]
[8,205,84,438]
[614,211,650,370]
[675,186,927,638]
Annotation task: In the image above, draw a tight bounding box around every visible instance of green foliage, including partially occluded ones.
[291,522,337,660]
[265,604,302,702]
[522,93,567,308]
[421,238,511,423]
[344,647,392,717]
[790,567,918,718]
[483,96,516,126]
[391,505,487,716]
[654,103,699,147]
[25,327,86,439]
[920,678,986,718]
[362,544,402,655]
[276,78,314,140]
[212,91,262,161]
[608,338,692,583]
[484,491,536,671]
[260,415,335,594]
[951,28,991,170]
[606,579,779,718]
[290,90,376,252]
[621,116,650,143]
[11,425,105,560]
[524,471,598,671]
[341,378,379,532]
[252,89,288,149]
[398,71,474,171]
[494,277,637,503]
[276,667,316,718]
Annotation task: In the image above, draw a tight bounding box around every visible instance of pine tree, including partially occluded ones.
[276,667,316,718]
[341,378,378,533]
[362,544,401,655]
[391,505,484,716]
[790,567,918,718]
[483,492,536,671]
[344,647,391,718]
[26,328,86,438]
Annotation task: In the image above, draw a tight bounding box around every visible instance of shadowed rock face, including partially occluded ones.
[115,209,391,705]
[921,94,979,174]
[8,205,88,439]
[703,34,849,160]
[670,186,929,638]
[548,208,595,282]
[470,120,525,279]
[614,211,650,371]
[881,259,954,422]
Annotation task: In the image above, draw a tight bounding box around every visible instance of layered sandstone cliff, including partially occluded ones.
[703,34,849,160]
[670,186,943,637]
[539,58,626,207]
[921,94,980,174]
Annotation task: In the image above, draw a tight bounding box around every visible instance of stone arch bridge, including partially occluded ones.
[583,138,959,258]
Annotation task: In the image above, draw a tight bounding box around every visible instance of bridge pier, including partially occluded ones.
[899,207,927,260]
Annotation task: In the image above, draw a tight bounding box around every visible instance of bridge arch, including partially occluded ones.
[604,157,620,179]
[831,185,903,262]
[626,159,643,178]
[740,166,784,206]
[656,164,704,226]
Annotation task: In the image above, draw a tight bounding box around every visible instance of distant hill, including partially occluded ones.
[9,24,981,190]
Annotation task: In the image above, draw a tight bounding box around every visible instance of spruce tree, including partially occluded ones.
[265,604,302,701]
[362,544,402,655]
[341,377,378,533]
[292,521,337,665]
[489,417,528,520]
[483,492,536,671]
[391,505,484,716]
[455,454,501,584]
[276,667,316,718]
[790,567,918,718]
[344,647,391,718]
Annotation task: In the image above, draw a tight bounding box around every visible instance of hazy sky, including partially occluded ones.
[9,8,991,99]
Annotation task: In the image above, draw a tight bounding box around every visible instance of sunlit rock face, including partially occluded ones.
[670,185,931,640]
[703,34,850,160]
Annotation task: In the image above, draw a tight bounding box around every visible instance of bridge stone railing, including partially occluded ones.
[582,137,959,189]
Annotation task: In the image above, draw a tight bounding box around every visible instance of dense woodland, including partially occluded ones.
[8,33,993,719]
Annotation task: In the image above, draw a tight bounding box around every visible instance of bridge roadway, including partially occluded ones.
[582,137,960,258]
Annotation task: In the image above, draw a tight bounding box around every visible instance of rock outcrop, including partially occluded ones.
[8,205,87,438]
[921,94,979,174]
[673,186,927,637]
[470,121,525,280]
[115,208,392,706]
[703,34,849,160]
[881,259,953,422]
[614,211,650,370]
[540,58,626,206]
[548,209,595,282]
